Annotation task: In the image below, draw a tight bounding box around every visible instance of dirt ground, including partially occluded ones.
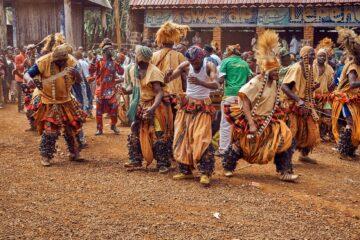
[0,104,359,240]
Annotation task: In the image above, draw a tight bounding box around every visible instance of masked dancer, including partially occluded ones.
[332,28,360,160]
[222,30,298,182]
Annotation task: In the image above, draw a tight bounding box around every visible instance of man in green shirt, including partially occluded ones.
[218,44,252,155]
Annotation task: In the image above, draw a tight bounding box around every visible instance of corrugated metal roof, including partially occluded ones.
[87,0,112,9]
[130,0,360,6]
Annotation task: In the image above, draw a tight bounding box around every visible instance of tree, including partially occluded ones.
[84,0,130,50]
[119,0,130,41]
[113,0,121,48]
[84,9,114,49]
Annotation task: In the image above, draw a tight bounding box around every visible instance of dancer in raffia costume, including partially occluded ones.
[151,21,189,97]
[24,34,67,132]
[123,46,173,173]
[332,27,360,160]
[281,46,321,164]
[24,43,86,166]
[221,30,298,182]
[164,46,219,185]
[313,44,335,141]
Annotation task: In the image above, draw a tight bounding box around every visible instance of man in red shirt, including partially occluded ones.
[90,39,124,135]
[14,47,26,112]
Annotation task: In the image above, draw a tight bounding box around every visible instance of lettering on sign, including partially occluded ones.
[226,9,257,25]
[258,8,289,26]
[145,7,360,27]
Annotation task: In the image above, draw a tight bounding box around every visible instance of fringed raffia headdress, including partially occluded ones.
[155,21,190,46]
[316,37,334,57]
[52,43,71,61]
[255,30,280,73]
[39,33,65,53]
[336,27,360,56]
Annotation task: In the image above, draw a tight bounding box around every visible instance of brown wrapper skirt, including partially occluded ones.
[173,96,215,169]
[232,120,292,164]
[287,112,320,150]
[173,110,212,169]
[138,100,173,166]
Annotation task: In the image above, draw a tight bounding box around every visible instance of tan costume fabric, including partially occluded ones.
[33,53,85,135]
[32,88,40,100]
[128,63,173,166]
[233,120,292,164]
[282,62,320,149]
[173,105,212,168]
[313,61,334,95]
[332,62,360,146]
[36,53,77,104]
[287,112,320,149]
[138,100,173,166]
[313,60,334,132]
[151,48,186,94]
[282,62,311,99]
[129,63,166,102]
[238,75,277,116]
[230,76,292,164]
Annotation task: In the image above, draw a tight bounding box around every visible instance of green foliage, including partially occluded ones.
[84,9,113,49]
[119,0,130,40]
[84,0,130,49]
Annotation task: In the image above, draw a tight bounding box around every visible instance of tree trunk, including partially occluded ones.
[93,18,99,47]
[0,0,7,48]
[101,9,107,38]
[64,0,75,47]
[113,0,121,49]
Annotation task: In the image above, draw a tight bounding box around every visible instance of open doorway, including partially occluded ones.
[269,27,303,49]
[186,28,213,48]
[222,27,256,52]
[314,27,338,48]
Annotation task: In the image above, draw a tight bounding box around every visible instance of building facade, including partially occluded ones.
[1,0,111,48]
[129,0,360,51]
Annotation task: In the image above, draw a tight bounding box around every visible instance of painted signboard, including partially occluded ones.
[145,7,360,27]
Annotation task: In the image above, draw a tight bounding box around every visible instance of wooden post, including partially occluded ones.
[101,8,107,31]
[113,0,121,49]
[11,5,17,47]
[212,27,222,51]
[0,0,7,48]
[304,26,314,47]
[64,0,75,47]
[143,26,150,41]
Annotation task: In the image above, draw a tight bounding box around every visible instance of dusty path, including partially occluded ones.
[0,104,359,239]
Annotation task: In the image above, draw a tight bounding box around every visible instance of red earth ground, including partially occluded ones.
[0,104,359,239]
